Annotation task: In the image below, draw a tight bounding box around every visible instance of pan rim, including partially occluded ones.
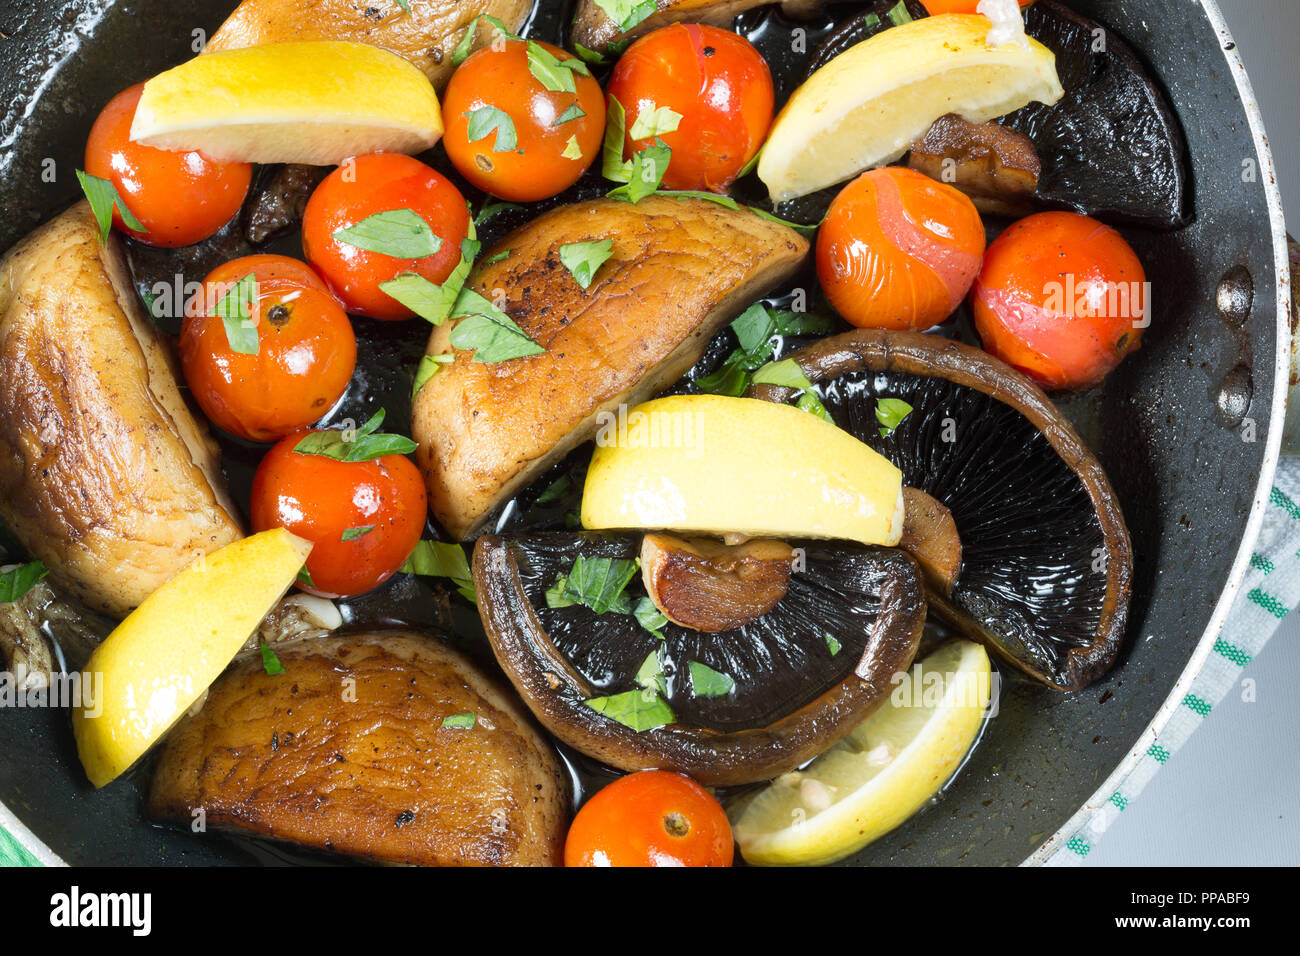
[1024,0,1293,866]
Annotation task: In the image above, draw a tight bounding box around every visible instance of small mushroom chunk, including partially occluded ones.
[908,115,1041,217]
[900,488,962,596]
[641,534,794,632]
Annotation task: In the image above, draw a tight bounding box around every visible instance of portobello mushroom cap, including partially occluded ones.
[149,630,569,867]
[752,330,1132,691]
[474,532,926,787]
[413,196,808,541]
[803,0,1187,227]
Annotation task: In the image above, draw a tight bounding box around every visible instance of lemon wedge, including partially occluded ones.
[73,529,312,788]
[758,14,1063,201]
[130,41,444,165]
[581,395,904,546]
[730,639,992,866]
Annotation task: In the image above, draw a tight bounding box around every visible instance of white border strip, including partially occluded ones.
[1026,0,1293,865]
[0,798,65,867]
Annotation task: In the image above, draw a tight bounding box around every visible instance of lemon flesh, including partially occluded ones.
[581,395,904,546]
[730,639,992,866]
[758,14,1064,202]
[73,529,312,788]
[131,41,444,165]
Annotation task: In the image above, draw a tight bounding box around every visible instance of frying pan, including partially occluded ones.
[0,0,1290,866]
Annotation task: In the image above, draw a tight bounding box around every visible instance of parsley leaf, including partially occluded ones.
[629,104,683,140]
[451,13,516,66]
[626,140,671,202]
[260,641,286,676]
[753,359,834,422]
[584,689,675,732]
[475,198,523,227]
[602,94,633,183]
[593,0,656,32]
[441,712,477,728]
[465,106,518,152]
[402,540,476,603]
[535,474,572,505]
[526,40,591,93]
[293,409,419,462]
[380,236,481,325]
[333,209,441,258]
[341,526,375,542]
[573,42,610,66]
[554,102,587,126]
[558,239,613,290]
[211,272,259,356]
[875,398,913,437]
[76,170,145,242]
[634,648,668,696]
[296,565,315,588]
[561,135,584,160]
[689,661,735,699]
[694,302,834,398]
[412,352,453,399]
[545,556,638,615]
[448,290,544,363]
[395,0,410,12]
[0,561,48,604]
[825,633,842,656]
[633,596,669,640]
[886,0,913,26]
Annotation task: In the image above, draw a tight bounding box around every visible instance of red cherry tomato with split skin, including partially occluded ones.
[250,431,427,599]
[84,83,252,247]
[971,211,1147,391]
[301,152,470,321]
[920,0,1034,13]
[564,770,734,867]
[443,39,606,202]
[179,255,357,443]
[607,23,774,193]
[816,167,986,331]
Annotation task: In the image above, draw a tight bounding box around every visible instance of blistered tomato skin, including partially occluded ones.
[179,255,357,444]
[608,23,774,193]
[564,770,734,867]
[84,83,252,247]
[816,167,986,332]
[301,152,470,321]
[250,433,427,599]
[443,39,606,202]
[971,211,1147,391]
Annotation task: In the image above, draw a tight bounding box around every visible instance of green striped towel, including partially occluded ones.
[1038,464,1300,865]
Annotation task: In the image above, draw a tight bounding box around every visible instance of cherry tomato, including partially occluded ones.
[920,0,1034,13]
[83,83,252,247]
[179,255,357,443]
[607,23,774,193]
[565,770,734,867]
[443,39,605,202]
[301,152,470,321]
[971,211,1147,391]
[251,430,427,598]
[816,166,986,331]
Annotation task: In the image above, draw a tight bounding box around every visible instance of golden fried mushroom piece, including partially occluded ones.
[412,196,809,540]
[0,203,242,618]
[149,631,569,867]
[205,0,534,91]
[572,0,821,54]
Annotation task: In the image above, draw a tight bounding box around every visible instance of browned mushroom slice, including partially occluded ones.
[413,196,809,541]
[752,330,1132,691]
[640,534,794,632]
[899,487,961,596]
[907,114,1041,217]
[205,0,534,91]
[149,631,569,866]
[0,203,243,618]
[572,0,819,54]
[474,532,925,787]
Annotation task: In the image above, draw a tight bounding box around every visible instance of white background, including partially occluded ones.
[1084,0,1299,867]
